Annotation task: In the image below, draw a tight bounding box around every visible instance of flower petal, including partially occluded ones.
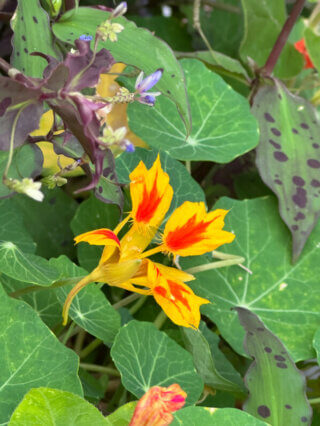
[74,228,120,247]
[162,201,235,256]
[148,261,209,329]
[121,155,173,256]
[129,384,186,426]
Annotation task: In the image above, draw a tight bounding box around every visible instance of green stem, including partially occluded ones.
[154,311,167,330]
[61,322,77,345]
[80,363,121,377]
[185,256,245,274]
[309,397,320,405]
[80,338,102,359]
[74,329,86,354]
[9,277,82,299]
[185,161,191,174]
[129,295,148,315]
[112,293,140,309]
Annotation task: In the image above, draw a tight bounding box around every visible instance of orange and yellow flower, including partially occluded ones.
[62,155,235,329]
[129,384,186,426]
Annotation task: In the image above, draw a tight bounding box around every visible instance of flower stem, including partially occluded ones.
[80,338,102,359]
[185,256,246,274]
[74,328,86,354]
[154,311,167,330]
[129,295,148,315]
[61,322,77,345]
[62,275,95,325]
[262,0,306,77]
[309,397,320,405]
[112,292,140,309]
[80,363,121,377]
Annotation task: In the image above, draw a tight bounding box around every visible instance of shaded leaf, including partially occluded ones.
[0,198,36,253]
[182,325,245,394]
[0,241,60,286]
[313,327,320,367]
[71,194,120,271]
[176,50,249,82]
[236,307,311,425]
[110,320,203,405]
[172,406,268,425]
[127,59,259,162]
[181,196,320,362]
[9,387,106,425]
[0,144,43,198]
[13,188,77,259]
[304,27,320,74]
[252,81,320,261]
[240,0,303,78]
[0,285,82,424]
[53,7,191,131]
[11,0,60,77]
[116,148,205,219]
[2,274,61,327]
[51,255,121,344]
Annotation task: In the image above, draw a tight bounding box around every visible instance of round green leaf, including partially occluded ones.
[127,59,259,162]
[182,196,320,361]
[0,285,82,424]
[172,407,268,425]
[111,320,203,405]
[51,256,121,344]
[9,388,106,426]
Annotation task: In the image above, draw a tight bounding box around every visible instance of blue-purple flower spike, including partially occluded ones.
[125,141,135,152]
[135,69,163,93]
[79,34,93,41]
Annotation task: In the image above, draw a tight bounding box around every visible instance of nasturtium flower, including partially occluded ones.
[294,38,314,69]
[129,384,186,426]
[62,155,235,328]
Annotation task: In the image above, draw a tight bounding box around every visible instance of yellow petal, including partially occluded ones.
[74,228,120,247]
[30,110,54,137]
[129,155,173,230]
[148,261,210,329]
[162,201,235,257]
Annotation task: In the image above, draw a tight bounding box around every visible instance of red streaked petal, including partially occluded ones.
[74,228,120,246]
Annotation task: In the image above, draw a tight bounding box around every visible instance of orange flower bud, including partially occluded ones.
[129,384,187,426]
[294,38,314,70]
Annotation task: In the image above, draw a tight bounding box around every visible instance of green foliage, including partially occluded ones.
[52,7,191,130]
[0,145,43,198]
[240,0,303,78]
[128,59,259,162]
[0,286,82,423]
[172,406,269,425]
[237,308,311,425]
[11,0,60,77]
[9,388,107,425]
[305,27,320,74]
[182,324,245,394]
[111,320,204,405]
[182,196,320,362]
[252,82,320,261]
[13,188,77,259]
[52,255,121,344]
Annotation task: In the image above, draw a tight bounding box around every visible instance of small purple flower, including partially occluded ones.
[138,94,156,106]
[135,69,163,93]
[125,141,135,152]
[79,34,93,41]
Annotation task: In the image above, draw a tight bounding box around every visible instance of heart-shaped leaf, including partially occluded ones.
[111,320,203,405]
[127,59,259,162]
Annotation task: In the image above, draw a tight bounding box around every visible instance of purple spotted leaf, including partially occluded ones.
[236,308,311,426]
[252,81,320,262]
[0,77,43,150]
